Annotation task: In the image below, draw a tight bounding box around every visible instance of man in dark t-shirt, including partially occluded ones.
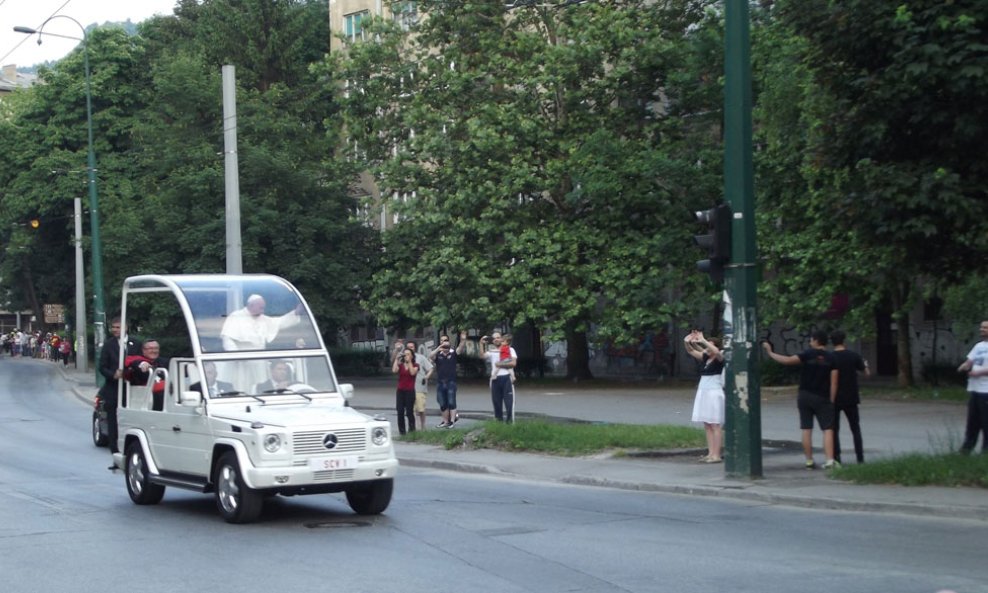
[762,330,839,469]
[830,330,869,464]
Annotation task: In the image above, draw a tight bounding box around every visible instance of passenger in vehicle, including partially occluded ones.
[125,339,170,411]
[190,361,236,398]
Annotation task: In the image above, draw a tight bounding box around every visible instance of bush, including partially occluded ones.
[330,348,385,376]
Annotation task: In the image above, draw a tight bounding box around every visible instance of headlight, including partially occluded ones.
[371,427,389,446]
[263,433,282,453]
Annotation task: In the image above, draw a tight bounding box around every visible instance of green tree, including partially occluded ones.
[332,0,724,379]
[754,0,988,385]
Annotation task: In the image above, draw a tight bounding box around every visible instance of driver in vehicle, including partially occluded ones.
[125,339,170,411]
[254,360,294,393]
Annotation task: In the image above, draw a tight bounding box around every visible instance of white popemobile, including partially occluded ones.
[111,274,397,523]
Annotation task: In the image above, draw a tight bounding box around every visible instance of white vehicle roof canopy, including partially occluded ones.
[123,274,323,355]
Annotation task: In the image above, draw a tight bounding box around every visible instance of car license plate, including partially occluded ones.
[308,456,358,471]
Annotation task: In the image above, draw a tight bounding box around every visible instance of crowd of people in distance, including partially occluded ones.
[0,329,73,365]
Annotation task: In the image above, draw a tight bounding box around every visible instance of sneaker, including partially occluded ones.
[804,460,817,470]
[823,460,841,470]
[436,421,449,429]
[448,416,459,428]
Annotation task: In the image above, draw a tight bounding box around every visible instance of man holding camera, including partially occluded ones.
[430,331,467,428]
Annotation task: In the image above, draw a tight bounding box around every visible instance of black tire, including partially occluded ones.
[214,452,263,524]
[125,442,165,505]
[92,411,108,447]
[345,479,393,515]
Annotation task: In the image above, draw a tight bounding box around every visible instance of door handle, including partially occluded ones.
[172,426,182,432]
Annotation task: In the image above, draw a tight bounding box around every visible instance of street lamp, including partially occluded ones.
[14,15,107,370]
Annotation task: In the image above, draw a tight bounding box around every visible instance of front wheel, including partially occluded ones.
[345,479,393,515]
[92,411,107,447]
[214,452,263,523]
[125,442,165,505]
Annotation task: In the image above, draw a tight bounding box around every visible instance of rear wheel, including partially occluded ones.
[345,479,393,515]
[214,452,263,523]
[125,442,165,505]
[92,411,107,447]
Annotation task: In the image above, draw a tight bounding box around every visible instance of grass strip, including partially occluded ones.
[400,419,705,456]
[831,453,988,488]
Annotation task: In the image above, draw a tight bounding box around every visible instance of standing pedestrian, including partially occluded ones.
[404,340,434,431]
[957,320,988,455]
[830,330,869,464]
[684,330,725,463]
[480,331,517,422]
[762,330,840,469]
[430,331,466,428]
[392,347,419,435]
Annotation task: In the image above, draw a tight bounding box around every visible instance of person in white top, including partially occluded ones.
[957,320,988,454]
[480,332,517,422]
[221,294,302,388]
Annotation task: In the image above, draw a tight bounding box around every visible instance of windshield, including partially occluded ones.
[185,355,337,398]
[170,276,322,354]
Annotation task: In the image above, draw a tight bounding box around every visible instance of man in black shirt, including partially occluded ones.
[830,330,869,463]
[762,330,839,469]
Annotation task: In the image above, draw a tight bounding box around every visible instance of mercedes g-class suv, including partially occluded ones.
[111,274,397,523]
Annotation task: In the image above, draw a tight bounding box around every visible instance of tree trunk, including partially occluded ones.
[890,281,914,388]
[565,325,594,382]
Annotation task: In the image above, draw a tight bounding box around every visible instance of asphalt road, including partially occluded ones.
[1,358,985,593]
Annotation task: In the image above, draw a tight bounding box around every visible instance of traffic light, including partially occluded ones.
[29,219,40,229]
[693,203,732,283]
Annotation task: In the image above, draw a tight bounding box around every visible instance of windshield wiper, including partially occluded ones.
[261,388,312,401]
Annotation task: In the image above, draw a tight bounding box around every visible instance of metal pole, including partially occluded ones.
[722,0,762,478]
[222,65,243,274]
[81,33,107,370]
[74,198,88,373]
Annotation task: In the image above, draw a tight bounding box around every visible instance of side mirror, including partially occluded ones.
[339,383,354,401]
[179,390,203,406]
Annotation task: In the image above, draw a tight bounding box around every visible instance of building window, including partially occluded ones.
[392,1,417,31]
[344,10,369,42]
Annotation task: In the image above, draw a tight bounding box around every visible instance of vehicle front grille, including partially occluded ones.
[312,469,356,482]
[292,428,366,455]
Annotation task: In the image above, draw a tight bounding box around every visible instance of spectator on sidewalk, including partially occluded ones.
[430,331,466,428]
[830,330,869,464]
[957,320,988,455]
[762,330,839,469]
[684,330,725,463]
[392,347,419,435]
[404,340,434,431]
[480,332,517,422]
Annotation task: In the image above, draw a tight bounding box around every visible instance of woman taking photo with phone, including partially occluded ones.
[684,330,725,463]
[392,347,419,435]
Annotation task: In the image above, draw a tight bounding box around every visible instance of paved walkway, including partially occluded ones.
[55,364,987,522]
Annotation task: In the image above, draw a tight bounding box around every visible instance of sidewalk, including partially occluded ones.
[56,364,988,522]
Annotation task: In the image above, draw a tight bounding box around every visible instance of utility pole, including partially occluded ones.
[222,65,243,274]
[722,0,762,477]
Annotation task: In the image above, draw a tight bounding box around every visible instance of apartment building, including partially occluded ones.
[328,1,418,53]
